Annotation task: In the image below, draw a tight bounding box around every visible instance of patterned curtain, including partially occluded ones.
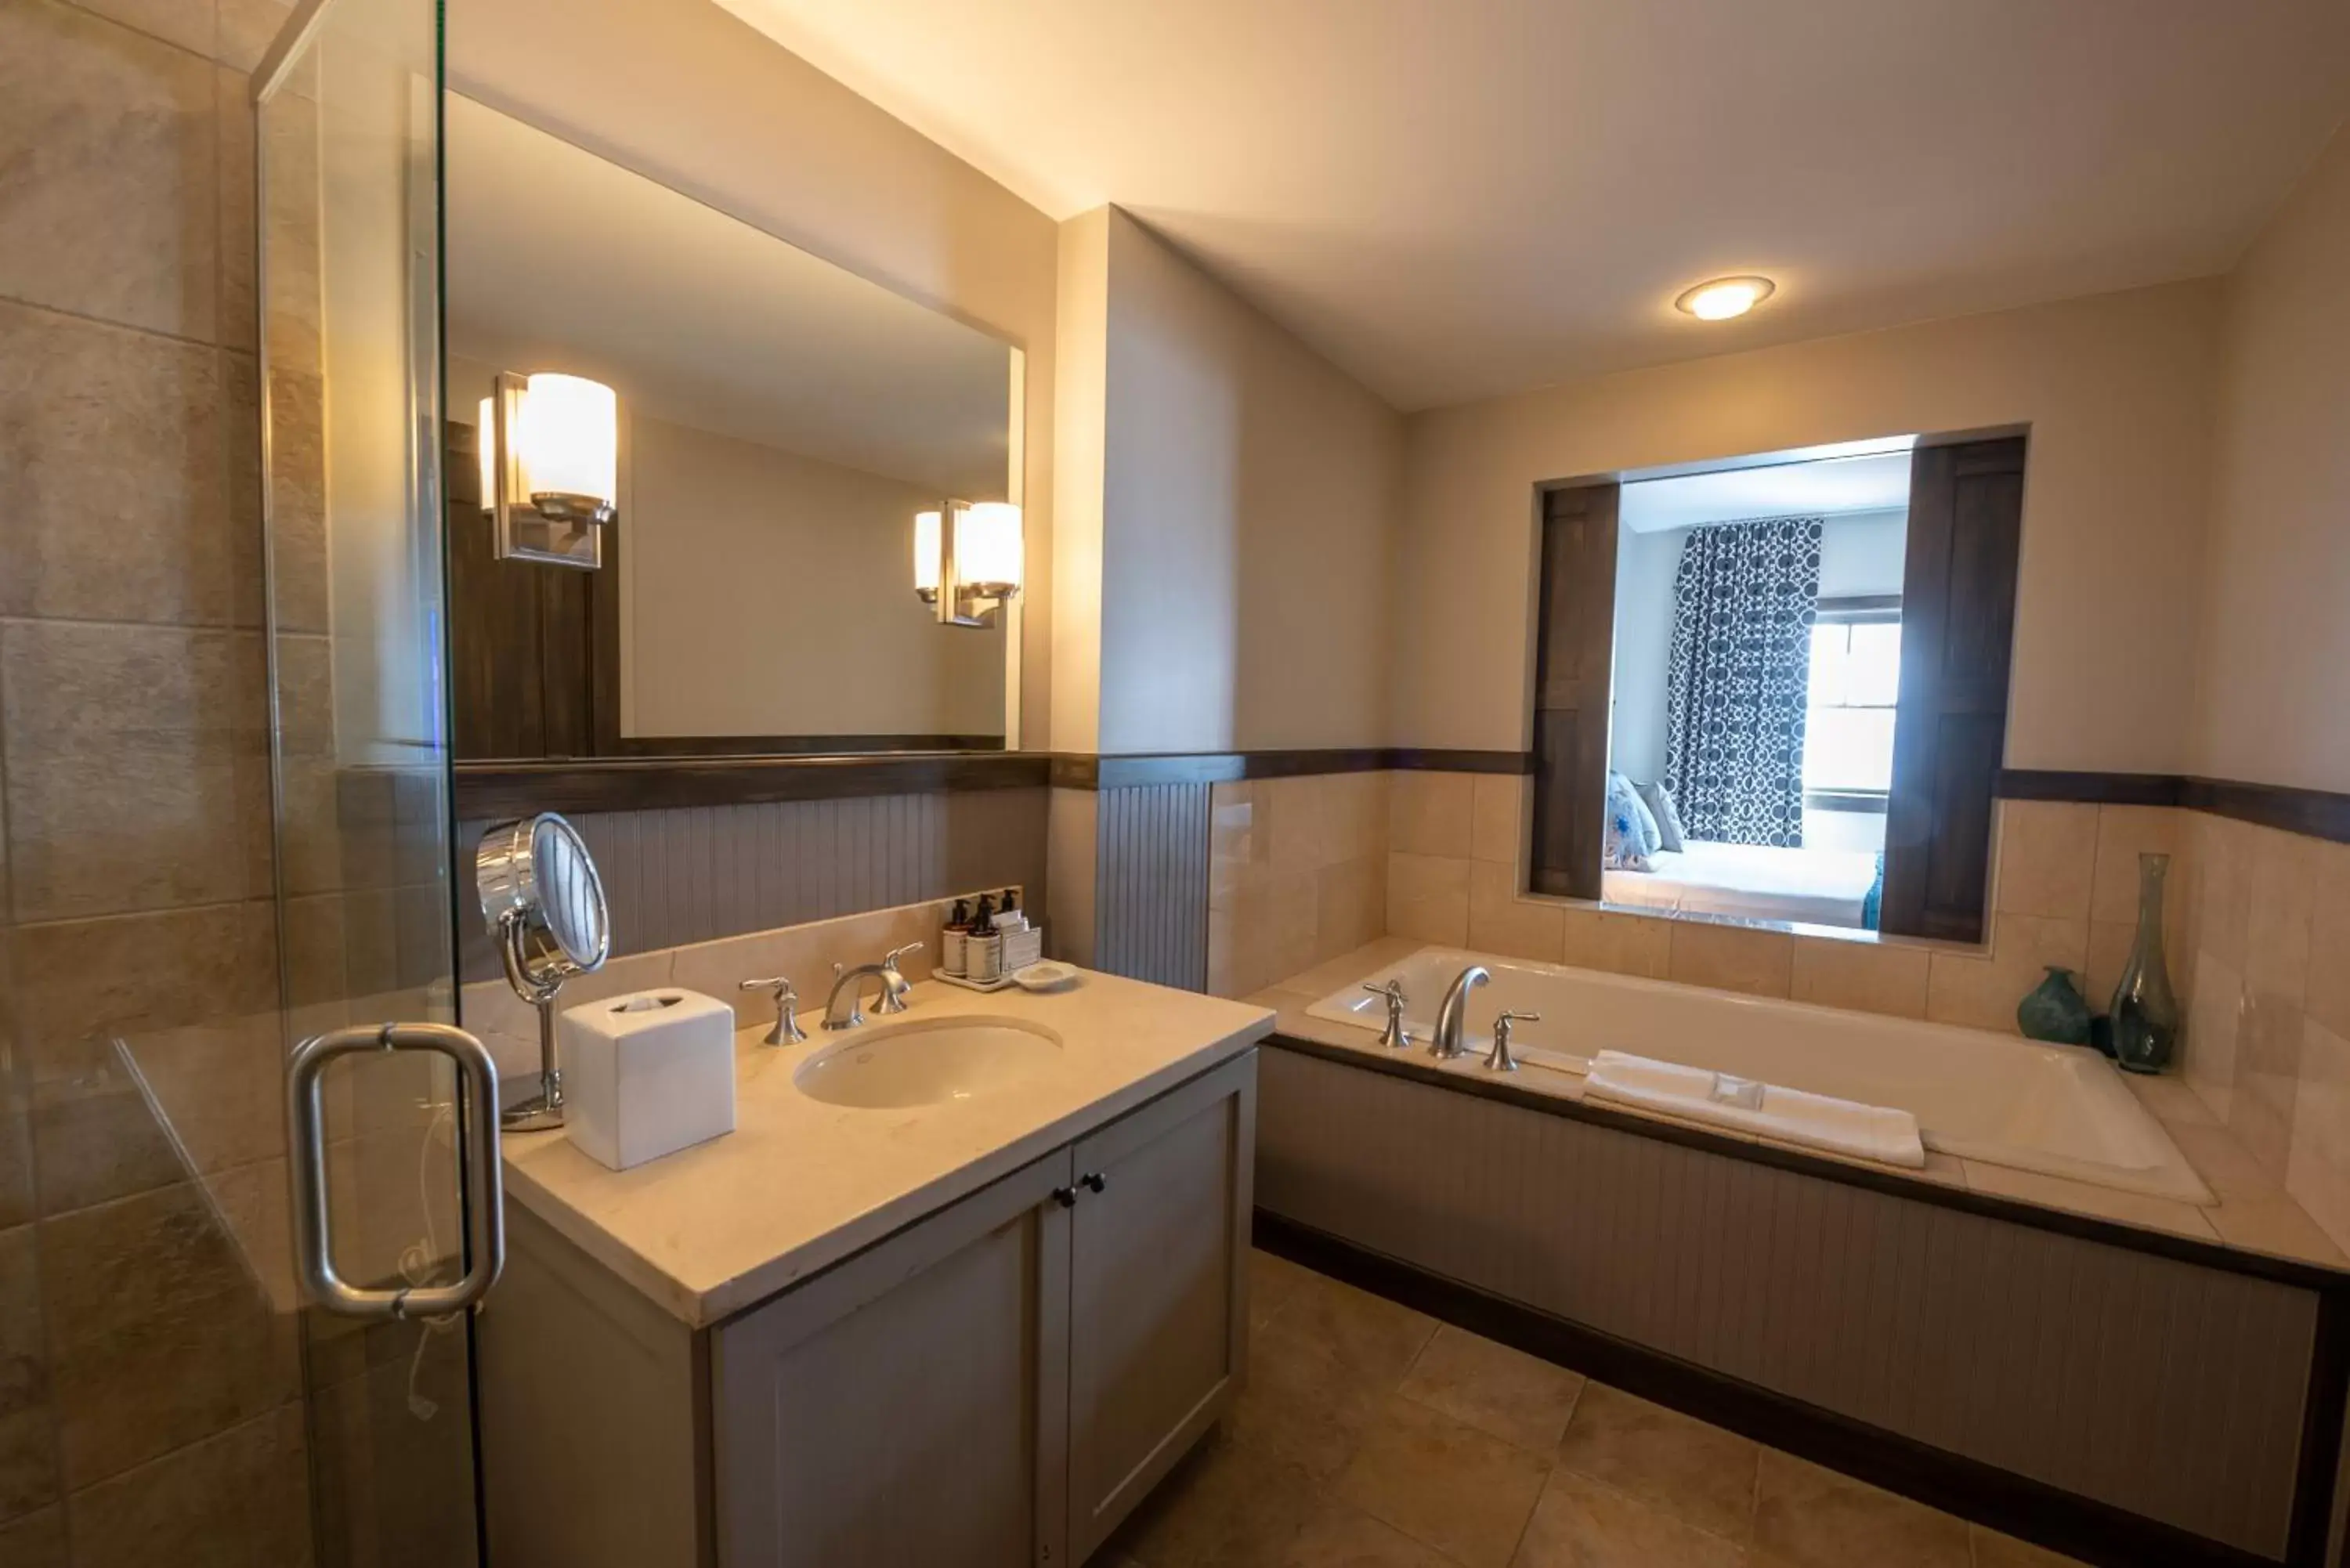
[1664,516,1823,847]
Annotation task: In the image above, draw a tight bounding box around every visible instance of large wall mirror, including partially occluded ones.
[1530,431,2026,945]
[442,94,1024,761]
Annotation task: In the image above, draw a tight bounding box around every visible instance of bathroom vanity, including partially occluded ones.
[475,973,1269,1568]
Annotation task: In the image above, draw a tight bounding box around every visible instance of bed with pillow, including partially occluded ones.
[1600,775,1882,927]
[1602,840,1885,926]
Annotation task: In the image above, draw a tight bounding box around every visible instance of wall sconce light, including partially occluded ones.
[914,500,1023,627]
[479,371,619,570]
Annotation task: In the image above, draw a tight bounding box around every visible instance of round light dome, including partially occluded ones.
[1675,276,1776,320]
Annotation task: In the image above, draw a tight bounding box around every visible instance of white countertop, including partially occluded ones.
[500,969,1272,1328]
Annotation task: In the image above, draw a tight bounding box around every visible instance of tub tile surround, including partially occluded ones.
[1206,773,1390,999]
[1097,1248,2091,1568]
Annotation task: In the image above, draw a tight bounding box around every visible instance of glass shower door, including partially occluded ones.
[255,1,490,1563]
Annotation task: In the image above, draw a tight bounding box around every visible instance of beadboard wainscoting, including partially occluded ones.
[457,788,1047,981]
[1256,1047,2335,1566]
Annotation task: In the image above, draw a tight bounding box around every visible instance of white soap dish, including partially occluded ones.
[1011,961,1080,993]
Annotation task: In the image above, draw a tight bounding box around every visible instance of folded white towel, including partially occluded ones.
[1583,1050,1925,1169]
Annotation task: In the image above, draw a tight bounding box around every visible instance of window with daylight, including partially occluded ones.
[1804,609,1901,796]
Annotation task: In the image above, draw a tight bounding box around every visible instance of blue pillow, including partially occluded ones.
[1603,773,1656,870]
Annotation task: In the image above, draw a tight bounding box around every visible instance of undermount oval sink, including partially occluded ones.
[791,1016,1064,1110]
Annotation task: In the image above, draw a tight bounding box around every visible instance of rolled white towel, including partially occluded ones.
[1583,1050,1925,1169]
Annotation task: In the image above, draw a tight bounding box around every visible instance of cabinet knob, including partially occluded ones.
[1079,1172,1107,1194]
[1051,1187,1077,1209]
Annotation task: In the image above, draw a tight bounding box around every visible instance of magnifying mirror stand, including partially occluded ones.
[497,912,569,1132]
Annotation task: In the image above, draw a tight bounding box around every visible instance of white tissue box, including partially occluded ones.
[559,988,736,1171]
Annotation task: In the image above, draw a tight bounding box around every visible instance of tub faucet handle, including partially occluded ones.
[1486,1010,1539,1073]
[1361,980,1411,1050]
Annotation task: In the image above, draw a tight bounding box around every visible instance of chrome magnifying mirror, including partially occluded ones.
[477,813,609,1129]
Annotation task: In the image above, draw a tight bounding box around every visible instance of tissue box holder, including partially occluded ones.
[560,988,736,1171]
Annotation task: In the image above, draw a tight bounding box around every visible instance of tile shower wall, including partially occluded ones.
[0,0,306,1563]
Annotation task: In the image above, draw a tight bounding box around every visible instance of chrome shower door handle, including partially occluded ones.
[287,1022,506,1321]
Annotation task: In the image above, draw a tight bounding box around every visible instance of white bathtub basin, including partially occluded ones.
[1307,945,2213,1205]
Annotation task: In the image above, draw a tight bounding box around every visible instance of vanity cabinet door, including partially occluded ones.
[1064,1050,1258,1561]
[712,1149,1075,1568]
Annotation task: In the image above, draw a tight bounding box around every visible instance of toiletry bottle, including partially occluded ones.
[940,898,971,977]
[996,888,1022,929]
[967,894,1003,983]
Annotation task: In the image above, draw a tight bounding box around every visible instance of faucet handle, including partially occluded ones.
[1486,1010,1540,1073]
[1361,980,1411,1050]
[739,976,808,1046]
[875,944,922,1012]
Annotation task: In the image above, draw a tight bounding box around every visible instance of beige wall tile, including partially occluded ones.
[1389,771,1474,859]
[1208,782,1268,912]
[2243,825,2316,1006]
[1314,857,1386,966]
[0,0,218,341]
[2184,951,2243,1122]
[2305,839,2350,1042]
[0,308,243,626]
[1314,771,1390,869]
[1992,801,2098,919]
[1387,853,1470,946]
[2193,815,2253,970]
[2286,1018,2350,1257]
[0,1226,59,1524]
[3,624,272,919]
[10,901,276,1055]
[67,1402,309,1568]
[1468,774,1524,865]
[1925,912,2088,1035]
[39,1181,297,1487]
[1667,921,1792,999]
[1557,906,1672,979]
[2091,805,2189,924]
[1788,937,1929,1020]
[64,0,214,56]
[214,0,288,74]
[1261,775,1329,877]
[1466,862,1562,963]
[214,67,255,354]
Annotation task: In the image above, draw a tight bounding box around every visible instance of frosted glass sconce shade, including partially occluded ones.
[519,373,618,520]
[913,500,1021,627]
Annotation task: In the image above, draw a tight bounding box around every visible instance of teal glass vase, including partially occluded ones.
[2017,966,2092,1046]
[2110,852,2182,1075]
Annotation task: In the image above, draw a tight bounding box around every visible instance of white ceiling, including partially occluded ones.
[714,0,2350,410]
[443,92,1013,495]
[1619,450,1913,534]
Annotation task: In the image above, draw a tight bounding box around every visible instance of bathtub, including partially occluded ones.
[1304,945,2213,1205]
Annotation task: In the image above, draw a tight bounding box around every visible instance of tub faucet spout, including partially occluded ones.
[1430,964,1490,1060]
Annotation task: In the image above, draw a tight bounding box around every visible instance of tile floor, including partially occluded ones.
[1092,1249,2088,1568]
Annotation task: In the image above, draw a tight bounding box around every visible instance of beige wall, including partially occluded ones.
[622,412,1003,739]
[1072,208,1402,754]
[449,0,1062,742]
[2195,125,2350,793]
[1394,280,2224,774]
[1050,209,1111,754]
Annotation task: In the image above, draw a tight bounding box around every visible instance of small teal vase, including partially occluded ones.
[2110,852,2182,1075]
[2017,966,2093,1047]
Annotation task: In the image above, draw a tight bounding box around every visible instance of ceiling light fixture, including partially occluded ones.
[1675,276,1776,321]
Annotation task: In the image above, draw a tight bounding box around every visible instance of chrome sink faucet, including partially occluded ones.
[822,944,920,1031]
[1430,964,1490,1060]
